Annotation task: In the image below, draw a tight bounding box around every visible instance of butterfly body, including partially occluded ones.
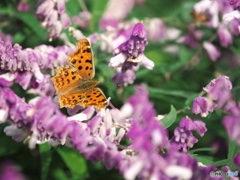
[51,39,108,110]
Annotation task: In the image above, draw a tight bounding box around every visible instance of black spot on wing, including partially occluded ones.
[85,60,92,64]
[64,72,68,77]
[98,99,106,103]
[72,76,76,80]
[72,59,76,64]
[96,93,102,98]
[83,48,91,53]
[78,66,82,70]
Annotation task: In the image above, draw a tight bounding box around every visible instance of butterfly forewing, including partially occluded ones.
[68,39,95,80]
[51,65,81,94]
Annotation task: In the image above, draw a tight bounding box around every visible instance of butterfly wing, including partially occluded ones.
[68,39,95,80]
[58,87,108,110]
[81,88,108,110]
[51,65,81,94]
[58,91,86,108]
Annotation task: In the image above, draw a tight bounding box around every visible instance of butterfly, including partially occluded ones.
[51,38,108,110]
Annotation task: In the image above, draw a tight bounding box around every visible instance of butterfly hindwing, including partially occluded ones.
[80,88,108,110]
[58,91,86,108]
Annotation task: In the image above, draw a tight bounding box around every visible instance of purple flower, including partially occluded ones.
[181,25,203,49]
[193,119,207,137]
[146,18,166,42]
[203,75,232,107]
[111,69,136,86]
[117,23,148,59]
[109,23,154,86]
[100,0,135,30]
[36,0,71,38]
[182,33,200,49]
[203,41,221,61]
[164,144,223,180]
[229,0,240,10]
[171,117,207,152]
[109,23,152,69]
[0,77,13,87]
[193,0,219,28]
[0,40,72,95]
[229,19,240,35]
[223,10,240,23]
[0,31,13,44]
[179,117,197,131]
[60,12,72,29]
[0,162,26,180]
[57,0,65,13]
[192,97,217,117]
[17,0,31,12]
[4,125,28,142]
[233,153,240,166]
[217,24,233,47]
[72,11,91,28]
[112,86,169,154]
[223,115,240,145]
[171,127,198,153]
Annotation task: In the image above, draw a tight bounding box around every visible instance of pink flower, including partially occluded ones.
[192,97,217,117]
[203,41,220,61]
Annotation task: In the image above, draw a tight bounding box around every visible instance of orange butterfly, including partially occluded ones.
[51,39,108,110]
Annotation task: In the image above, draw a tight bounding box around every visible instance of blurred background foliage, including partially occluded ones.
[0,0,240,179]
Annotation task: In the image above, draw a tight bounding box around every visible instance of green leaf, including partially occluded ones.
[0,125,22,157]
[227,140,240,170]
[148,86,195,98]
[15,11,46,40]
[195,155,215,165]
[52,167,69,180]
[160,105,177,128]
[90,0,109,31]
[0,4,13,15]
[179,45,196,63]
[56,147,88,179]
[230,45,240,55]
[13,32,26,44]
[184,93,198,107]
[189,147,216,154]
[211,159,230,167]
[39,143,53,180]
[228,140,239,159]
